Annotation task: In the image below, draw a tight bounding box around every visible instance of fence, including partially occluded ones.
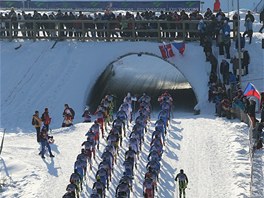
[233,107,254,197]
[0,19,237,42]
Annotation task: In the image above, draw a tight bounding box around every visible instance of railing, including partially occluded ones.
[253,0,264,13]
[233,107,254,198]
[0,19,236,42]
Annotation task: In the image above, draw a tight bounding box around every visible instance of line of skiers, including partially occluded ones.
[142,91,172,198]
[62,95,115,198]
[113,93,152,198]
[90,93,137,198]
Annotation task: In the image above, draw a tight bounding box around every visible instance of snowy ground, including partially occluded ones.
[0,110,252,198]
[0,8,264,198]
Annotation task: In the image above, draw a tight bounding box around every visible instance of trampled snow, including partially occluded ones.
[0,9,264,198]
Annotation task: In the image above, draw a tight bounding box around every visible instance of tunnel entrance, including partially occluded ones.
[87,54,197,113]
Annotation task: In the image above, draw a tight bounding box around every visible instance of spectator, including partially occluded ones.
[41,108,51,131]
[204,8,213,20]
[203,35,213,61]
[213,0,221,13]
[245,10,255,23]
[62,104,75,127]
[243,18,253,44]
[235,33,245,50]
[259,9,264,33]
[232,12,239,39]
[32,110,42,142]
[39,126,55,159]
[220,59,230,85]
[230,54,239,77]
[197,19,206,46]
[222,20,231,58]
[260,92,264,122]
[242,49,250,75]
[208,53,218,74]
[248,99,257,127]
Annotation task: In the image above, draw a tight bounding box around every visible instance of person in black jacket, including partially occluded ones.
[245,10,255,23]
[242,50,250,75]
[259,9,264,33]
[248,99,257,127]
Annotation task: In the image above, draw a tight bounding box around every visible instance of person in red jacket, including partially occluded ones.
[41,108,51,131]
[214,0,221,12]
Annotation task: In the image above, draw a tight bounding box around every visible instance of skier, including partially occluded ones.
[65,183,78,198]
[69,172,82,197]
[143,176,155,198]
[88,120,100,149]
[76,149,88,178]
[115,180,131,198]
[94,106,106,137]
[175,169,189,198]
[92,177,106,198]
[95,168,109,190]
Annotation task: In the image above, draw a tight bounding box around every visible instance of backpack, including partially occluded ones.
[69,108,75,119]
[32,117,35,125]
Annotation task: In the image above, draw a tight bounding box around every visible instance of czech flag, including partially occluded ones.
[243,83,261,100]
[159,44,175,59]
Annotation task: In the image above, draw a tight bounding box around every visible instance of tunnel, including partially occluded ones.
[87,53,197,113]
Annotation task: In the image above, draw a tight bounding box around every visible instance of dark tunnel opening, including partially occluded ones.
[87,54,197,113]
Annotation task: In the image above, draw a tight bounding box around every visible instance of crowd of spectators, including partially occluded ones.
[200,15,263,151]
[0,7,240,40]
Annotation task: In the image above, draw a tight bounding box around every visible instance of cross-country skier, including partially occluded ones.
[175,169,189,198]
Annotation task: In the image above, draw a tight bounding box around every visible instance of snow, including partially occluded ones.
[0,9,264,198]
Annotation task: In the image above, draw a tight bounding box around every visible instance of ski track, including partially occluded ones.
[0,111,251,198]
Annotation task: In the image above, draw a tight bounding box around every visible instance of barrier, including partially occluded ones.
[233,106,254,197]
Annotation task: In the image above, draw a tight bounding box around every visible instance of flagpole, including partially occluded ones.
[237,0,242,86]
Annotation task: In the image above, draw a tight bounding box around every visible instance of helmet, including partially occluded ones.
[180,169,184,173]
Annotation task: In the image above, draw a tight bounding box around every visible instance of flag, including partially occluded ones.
[159,44,175,59]
[171,42,185,55]
[243,83,261,100]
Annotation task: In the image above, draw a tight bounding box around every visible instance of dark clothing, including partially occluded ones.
[260,10,264,32]
[245,13,255,23]
[209,54,218,74]
[39,129,53,158]
[220,61,230,85]
[235,35,245,50]
[41,111,51,131]
[32,113,42,142]
[242,50,250,75]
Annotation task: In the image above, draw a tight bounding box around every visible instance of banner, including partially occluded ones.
[0,1,201,12]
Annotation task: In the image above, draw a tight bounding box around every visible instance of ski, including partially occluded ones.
[51,40,58,49]
[14,44,22,50]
